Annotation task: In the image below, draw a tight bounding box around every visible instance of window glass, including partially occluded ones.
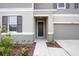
[8,16,17,31]
[57,3,65,9]
[58,3,64,7]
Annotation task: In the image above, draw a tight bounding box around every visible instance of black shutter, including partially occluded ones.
[74,3,78,9]
[53,3,57,9]
[17,16,22,32]
[2,16,8,32]
[66,3,70,9]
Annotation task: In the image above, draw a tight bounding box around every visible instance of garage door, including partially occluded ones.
[54,24,79,40]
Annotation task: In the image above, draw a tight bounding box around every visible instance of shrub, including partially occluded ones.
[12,44,17,49]
[0,33,12,56]
[0,26,1,33]
[0,33,11,48]
[20,48,29,56]
[3,48,11,56]
[0,47,5,55]
[2,25,7,33]
[0,35,5,47]
[0,47,11,56]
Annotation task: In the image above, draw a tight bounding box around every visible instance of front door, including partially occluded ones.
[38,22,43,37]
[37,20,45,39]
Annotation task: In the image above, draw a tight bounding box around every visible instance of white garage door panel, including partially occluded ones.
[54,24,79,40]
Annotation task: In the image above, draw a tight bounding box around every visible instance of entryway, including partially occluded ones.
[34,17,47,39]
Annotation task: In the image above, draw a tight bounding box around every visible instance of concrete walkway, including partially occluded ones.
[33,39,69,56]
[33,39,49,56]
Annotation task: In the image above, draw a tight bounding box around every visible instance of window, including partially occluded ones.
[2,16,22,32]
[74,3,78,9]
[8,16,17,32]
[57,3,66,9]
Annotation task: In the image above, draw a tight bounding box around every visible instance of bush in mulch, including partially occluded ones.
[0,33,36,56]
[0,33,12,56]
[10,42,36,56]
[20,48,28,56]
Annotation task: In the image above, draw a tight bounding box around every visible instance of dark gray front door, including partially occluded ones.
[38,22,43,36]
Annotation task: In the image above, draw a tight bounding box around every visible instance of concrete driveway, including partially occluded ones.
[57,40,79,56]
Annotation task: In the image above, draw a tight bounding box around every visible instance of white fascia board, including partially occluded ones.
[53,14,79,16]
[34,14,79,17]
[0,8,33,12]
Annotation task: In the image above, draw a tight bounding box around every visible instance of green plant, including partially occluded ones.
[2,25,7,32]
[20,48,29,56]
[0,33,12,56]
[12,44,17,48]
[0,35,5,47]
[2,47,11,56]
[0,47,11,56]
[0,33,11,48]
[0,26,1,33]
[0,47,5,55]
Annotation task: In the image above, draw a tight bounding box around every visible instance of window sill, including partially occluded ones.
[57,7,66,9]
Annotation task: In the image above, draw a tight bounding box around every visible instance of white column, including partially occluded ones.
[48,14,54,35]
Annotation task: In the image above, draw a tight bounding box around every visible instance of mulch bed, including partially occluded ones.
[46,41,61,48]
[10,42,36,56]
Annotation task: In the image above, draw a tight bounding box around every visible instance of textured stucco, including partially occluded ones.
[47,34,54,42]
[0,34,34,44]
[0,3,32,8]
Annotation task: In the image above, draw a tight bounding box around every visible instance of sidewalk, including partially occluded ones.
[33,39,69,56]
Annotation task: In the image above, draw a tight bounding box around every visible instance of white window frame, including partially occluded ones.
[8,16,17,32]
[57,3,66,9]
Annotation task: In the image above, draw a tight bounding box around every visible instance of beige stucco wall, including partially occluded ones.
[54,15,79,22]
[0,9,34,44]
[0,10,34,34]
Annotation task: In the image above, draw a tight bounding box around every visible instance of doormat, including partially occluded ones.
[46,41,61,48]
